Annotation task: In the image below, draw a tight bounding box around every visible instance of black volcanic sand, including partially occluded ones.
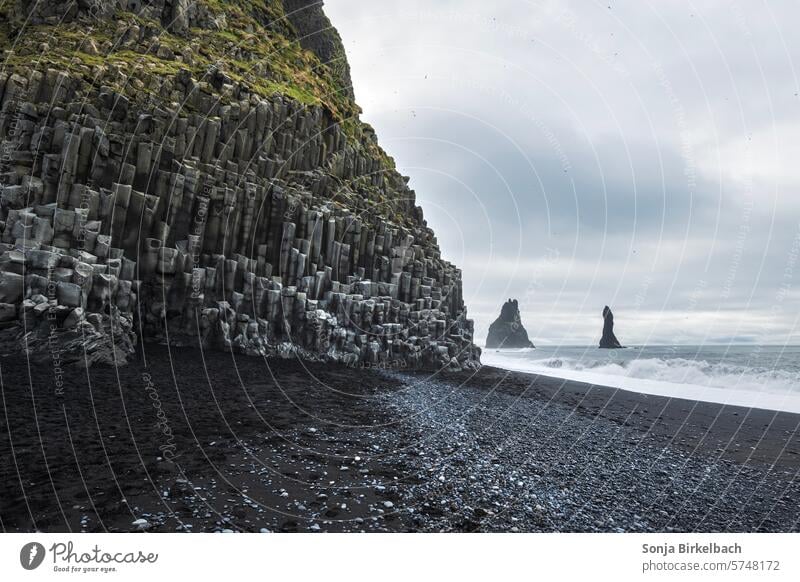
[1,347,798,532]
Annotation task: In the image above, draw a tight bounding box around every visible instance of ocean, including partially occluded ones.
[480,345,800,414]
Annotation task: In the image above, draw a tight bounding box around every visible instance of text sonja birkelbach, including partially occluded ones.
[642,542,743,557]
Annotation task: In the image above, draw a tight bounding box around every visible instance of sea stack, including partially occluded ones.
[599,305,623,349]
[485,299,534,349]
[0,0,481,371]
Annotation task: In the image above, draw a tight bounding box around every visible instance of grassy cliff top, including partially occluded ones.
[0,0,394,168]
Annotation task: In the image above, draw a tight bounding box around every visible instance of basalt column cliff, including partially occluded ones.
[0,1,480,369]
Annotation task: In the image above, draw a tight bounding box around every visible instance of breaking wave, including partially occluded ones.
[536,356,800,394]
[482,351,800,414]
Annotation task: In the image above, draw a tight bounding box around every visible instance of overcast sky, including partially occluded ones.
[325,0,800,346]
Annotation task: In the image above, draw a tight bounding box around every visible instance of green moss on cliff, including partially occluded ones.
[0,1,396,172]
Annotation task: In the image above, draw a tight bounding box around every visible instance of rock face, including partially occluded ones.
[599,306,623,349]
[0,1,480,370]
[485,299,534,349]
[282,0,355,100]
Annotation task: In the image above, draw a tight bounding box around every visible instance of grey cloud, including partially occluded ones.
[326,0,800,345]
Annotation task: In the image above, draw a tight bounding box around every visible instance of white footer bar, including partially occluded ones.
[0,533,796,581]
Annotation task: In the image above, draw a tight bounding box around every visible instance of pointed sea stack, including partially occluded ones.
[485,299,534,349]
[599,305,623,348]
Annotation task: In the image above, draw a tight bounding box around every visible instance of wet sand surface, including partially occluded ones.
[1,347,798,532]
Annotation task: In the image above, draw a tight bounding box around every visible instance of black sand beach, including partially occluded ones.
[1,346,798,532]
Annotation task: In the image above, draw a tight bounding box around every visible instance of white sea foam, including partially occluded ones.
[482,351,800,414]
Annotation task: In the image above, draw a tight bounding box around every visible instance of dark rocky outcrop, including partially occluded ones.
[282,0,355,100]
[485,299,534,349]
[599,305,623,349]
[0,1,480,370]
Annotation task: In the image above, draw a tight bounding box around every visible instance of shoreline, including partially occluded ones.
[481,349,800,415]
[1,347,798,532]
[440,365,800,469]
